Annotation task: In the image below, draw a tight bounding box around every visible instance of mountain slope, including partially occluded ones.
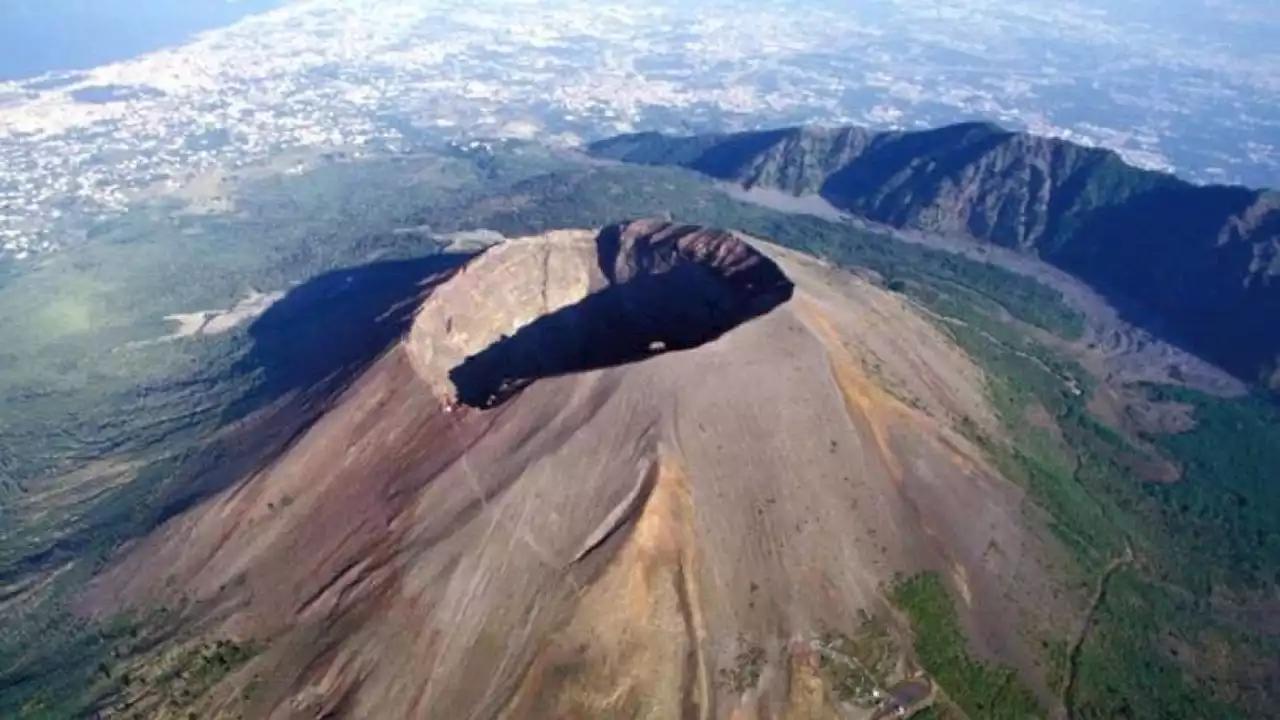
[589,124,1280,386]
[4,146,1275,719]
[80,220,1063,719]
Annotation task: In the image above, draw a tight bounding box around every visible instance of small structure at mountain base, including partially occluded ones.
[870,675,936,719]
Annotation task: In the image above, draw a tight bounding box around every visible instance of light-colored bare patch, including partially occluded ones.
[162,310,213,337]
[172,167,237,214]
[950,560,973,608]
[785,643,841,720]
[721,185,847,222]
[161,289,285,340]
[1125,399,1197,436]
[498,120,542,139]
[0,562,73,616]
[1084,385,1185,483]
[202,290,284,335]
[11,457,145,517]
[130,166,235,214]
[428,228,508,253]
[1023,402,1060,435]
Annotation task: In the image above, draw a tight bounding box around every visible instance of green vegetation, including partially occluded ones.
[3,605,174,719]
[1066,569,1241,719]
[109,638,258,718]
[891,573,1042,719]
[910,706,963,720]
[1139,386,1280,591]
[910,265,1270,718]
[13,630,259,720]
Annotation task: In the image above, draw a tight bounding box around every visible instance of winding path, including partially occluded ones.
[1059,542,1135,718]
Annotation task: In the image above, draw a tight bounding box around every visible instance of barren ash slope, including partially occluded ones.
[83,219,1066,719]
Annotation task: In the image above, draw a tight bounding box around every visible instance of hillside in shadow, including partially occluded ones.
[149,253,472,523]
[0,251,471,623]
[229,252,471,413]
[68,253,473,564]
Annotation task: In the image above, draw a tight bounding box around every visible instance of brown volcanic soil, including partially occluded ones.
[82,220,1064,719]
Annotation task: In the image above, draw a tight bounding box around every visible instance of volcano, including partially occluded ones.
[83,219,1061,719]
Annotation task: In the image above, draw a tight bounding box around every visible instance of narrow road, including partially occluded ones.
[1059,542,1135,718]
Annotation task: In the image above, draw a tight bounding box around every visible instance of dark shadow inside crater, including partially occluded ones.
[449,234,794,408]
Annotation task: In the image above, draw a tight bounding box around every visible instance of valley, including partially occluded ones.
[721,181,1247,398]
[591,124,1280,388]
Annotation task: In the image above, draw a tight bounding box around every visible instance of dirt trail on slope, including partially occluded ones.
[1059,543,1135,719]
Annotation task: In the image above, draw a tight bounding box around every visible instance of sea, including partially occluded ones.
[0,0,284,82]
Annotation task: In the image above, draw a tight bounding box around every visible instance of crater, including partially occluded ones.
[408,219,795,407]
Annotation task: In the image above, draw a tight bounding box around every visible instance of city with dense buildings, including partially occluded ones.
[0,0,1276,262]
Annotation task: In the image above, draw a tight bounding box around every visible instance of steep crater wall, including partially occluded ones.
[409,219,795,407]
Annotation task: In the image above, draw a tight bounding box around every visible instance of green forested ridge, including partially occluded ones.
[1139,386,1280,591]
